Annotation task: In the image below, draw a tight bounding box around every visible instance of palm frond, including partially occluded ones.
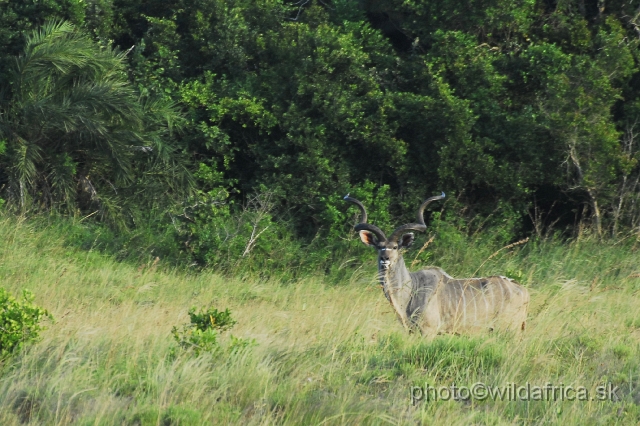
[0,20,192,220]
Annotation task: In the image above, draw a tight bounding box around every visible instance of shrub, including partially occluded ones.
[0,288,51,360]
[172,307,254,357]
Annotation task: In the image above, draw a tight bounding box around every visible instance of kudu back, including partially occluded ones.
[344,194,529,336]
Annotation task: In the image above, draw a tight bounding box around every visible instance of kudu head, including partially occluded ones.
[344,193,445,271]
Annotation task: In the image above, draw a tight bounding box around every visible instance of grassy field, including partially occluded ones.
[0,216,639,425]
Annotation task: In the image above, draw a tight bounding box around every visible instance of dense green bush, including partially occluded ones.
[0,288,51,360]
[4,0,640,271]
[109,0,640,237]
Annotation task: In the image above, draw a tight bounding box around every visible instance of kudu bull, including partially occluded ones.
[344,193,529,336]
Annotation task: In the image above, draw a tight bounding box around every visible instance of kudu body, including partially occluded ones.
[345,194,529,336]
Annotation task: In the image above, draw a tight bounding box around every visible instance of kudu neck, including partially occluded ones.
[379,254,411,285]
[378,254,413,312]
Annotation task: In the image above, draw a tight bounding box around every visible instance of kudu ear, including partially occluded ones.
[399,233,415,248]
[359,230,379,247]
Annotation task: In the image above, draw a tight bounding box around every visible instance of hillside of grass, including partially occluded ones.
[0,216,639,425]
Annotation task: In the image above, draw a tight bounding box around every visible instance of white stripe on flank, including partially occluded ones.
[448,283,455,322]
[449,282,457,319]
[483,289,489,322]
[459,281,467,325]
[471,283,478,324]
[451,283,459,324]
[489,282,496,317]
[505,279,513,304]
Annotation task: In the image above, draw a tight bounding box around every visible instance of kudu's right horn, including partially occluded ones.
[388,192,445,243]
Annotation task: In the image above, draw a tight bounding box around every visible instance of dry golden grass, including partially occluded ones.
[0,217,639,425]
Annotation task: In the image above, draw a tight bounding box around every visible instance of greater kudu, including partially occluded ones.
[345,194,529,336]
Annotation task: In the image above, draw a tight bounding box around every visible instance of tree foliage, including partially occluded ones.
[3,0,640,248]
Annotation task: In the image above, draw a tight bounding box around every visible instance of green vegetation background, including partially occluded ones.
[3,0,640,270]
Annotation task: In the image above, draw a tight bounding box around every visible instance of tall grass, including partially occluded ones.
[0,216,639,424]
